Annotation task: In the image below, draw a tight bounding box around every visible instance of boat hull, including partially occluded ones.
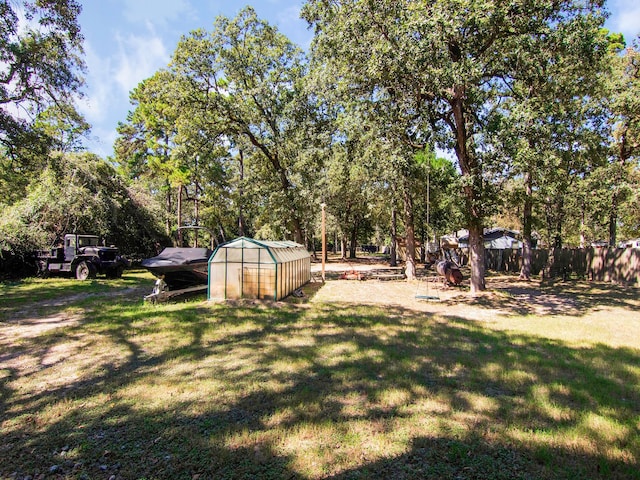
[141,247,211,291]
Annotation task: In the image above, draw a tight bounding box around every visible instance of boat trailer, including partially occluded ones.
[144,277,208,303]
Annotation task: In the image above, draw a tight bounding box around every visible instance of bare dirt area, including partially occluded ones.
[310,255,487,312]
[0,311,83,339]
[309,256,640,348]
[0,286,125,378]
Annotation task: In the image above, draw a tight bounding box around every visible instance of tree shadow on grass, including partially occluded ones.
[1,300,639,479]
[324,434,631,480]
[0,271,151,321]
[441,274,639,317]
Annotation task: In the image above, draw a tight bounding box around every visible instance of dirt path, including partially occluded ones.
[0,285,148,339]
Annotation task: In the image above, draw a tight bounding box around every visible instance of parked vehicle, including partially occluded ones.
[141,247,211,291]
[35,234,129,280]
[140,226,214,302]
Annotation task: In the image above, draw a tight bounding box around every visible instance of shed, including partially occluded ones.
[208,237,311,301]
[458,228,524,250]
[619,238,640,248]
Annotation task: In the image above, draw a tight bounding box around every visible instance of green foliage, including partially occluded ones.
[4,0,625,267]
[600,28,626,53]
[610,38,640,162]
[113,9,324,245]
[114,68,233,244]
[172,7,321,243]
[572,36,640,245]
[0,0,86,167]
[413,150,464,240]
[0,153,166,255]
[303,0,610,288]
[33,103,91,152]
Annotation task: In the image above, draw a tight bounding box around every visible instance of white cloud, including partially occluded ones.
[274,5,313,50]
[83,126,119,158]
[76,0,200,156]
[616,9,640,43]
[277,4,302,24]
[607,0,640,43]
[79,24,170,156]
[113,25,169,93]
[77,41,116,124]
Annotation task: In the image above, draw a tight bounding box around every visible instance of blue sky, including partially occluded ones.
[77,0,640,158]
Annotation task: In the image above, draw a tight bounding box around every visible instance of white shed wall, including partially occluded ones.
[208,237,311,300]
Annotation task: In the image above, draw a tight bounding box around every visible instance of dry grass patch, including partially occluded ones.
[0,269,639,479]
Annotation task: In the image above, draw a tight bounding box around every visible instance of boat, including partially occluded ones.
[141,246,212,291]
[141,226,215,297]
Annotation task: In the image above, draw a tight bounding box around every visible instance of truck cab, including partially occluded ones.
[64,234,100,261]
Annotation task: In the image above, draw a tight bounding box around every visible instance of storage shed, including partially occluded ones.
[458,228,523,250]
[208,237,311,301]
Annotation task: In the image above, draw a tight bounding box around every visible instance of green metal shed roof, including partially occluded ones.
[209,236,310,265]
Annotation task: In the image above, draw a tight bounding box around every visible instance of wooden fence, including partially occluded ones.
[485,247,640,285]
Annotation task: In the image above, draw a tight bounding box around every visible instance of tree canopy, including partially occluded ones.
[302,0,611,290]
[0,152,166,255]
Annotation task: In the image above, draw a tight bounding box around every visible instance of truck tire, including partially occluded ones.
[37,260,50,278]
[76,261,97,280]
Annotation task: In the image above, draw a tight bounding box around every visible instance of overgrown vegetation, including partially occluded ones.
[1,273,638,479]
[0,153,167,257]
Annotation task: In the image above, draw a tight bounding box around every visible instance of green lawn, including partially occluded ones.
[1,271,638,479]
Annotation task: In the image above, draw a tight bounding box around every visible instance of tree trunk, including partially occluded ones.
[554,196,563,249]
[608,192,618,247]
[341,234,348,260]
[349,221,358,259]
[244,131,304,244]
[608,158,622,247]
[165,180,172,237]
[390,206,397,267]
[468,221,486,291]
[451,84,485,292]
[194,191,199,248]
[311,233,317,260]
[292,217,304,244]
[177,184,183,247]
[238,149,246,237]
[580,201,586,249]
[423,167,429,264]
[610,136,630,247]
[519,170,532,280]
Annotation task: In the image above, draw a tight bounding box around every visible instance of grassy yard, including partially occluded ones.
[1,270,639,479]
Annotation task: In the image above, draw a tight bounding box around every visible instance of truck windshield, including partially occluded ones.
[78,236,100,247]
